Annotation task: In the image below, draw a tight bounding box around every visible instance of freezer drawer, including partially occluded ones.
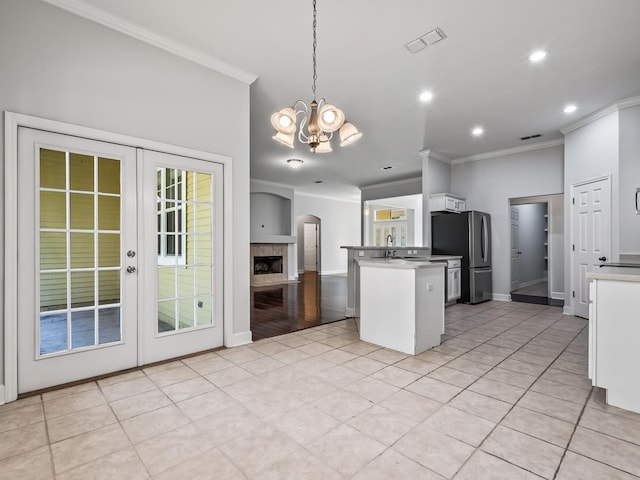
[470,268,492,304]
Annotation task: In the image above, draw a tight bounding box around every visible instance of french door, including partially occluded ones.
[16,128,224,393]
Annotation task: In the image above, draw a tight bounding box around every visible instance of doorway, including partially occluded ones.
[11,125,225,395]
[297,214,321,274]
[509,194,564,306]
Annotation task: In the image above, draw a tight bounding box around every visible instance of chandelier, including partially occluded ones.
[271,0,362,153]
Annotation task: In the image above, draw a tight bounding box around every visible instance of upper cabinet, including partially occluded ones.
[430,193,466,213]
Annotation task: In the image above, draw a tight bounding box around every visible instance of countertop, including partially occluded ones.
[358,259,447,269]
[341,246,431,250]
[586,266,640,282]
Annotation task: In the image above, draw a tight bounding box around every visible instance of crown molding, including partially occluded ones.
[360,176,422,191]
[42,0,258,84]
[560,95,640,134]
[451,138,565,165]
[294,191,361,204]
[419,149,451,164]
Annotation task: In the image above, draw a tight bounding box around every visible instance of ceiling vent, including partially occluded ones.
[405,27,447,54]
[520,134,542,141]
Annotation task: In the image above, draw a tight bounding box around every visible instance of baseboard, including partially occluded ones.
[551,291,565,300]
[492,293,511,302]
[320,270,348,276]
[518,278,547,289]
[225,330,252,348]
[0,385,5,405]
[563,306,572,316]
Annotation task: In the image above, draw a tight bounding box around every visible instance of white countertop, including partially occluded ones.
[587,266,640,282]
[358,259,446,269]
[341,246,431,250]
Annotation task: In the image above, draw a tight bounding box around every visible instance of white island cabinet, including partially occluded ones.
[587,266,640,413]
[359,260,445,355]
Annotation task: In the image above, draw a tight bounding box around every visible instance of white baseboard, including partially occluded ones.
[225,330,252,348]
[492,293,511,302]
[320,270,348,276]
[563,306,573,316]
[518,278,547,288]
[0,385,5,406]
[551,291,565,300]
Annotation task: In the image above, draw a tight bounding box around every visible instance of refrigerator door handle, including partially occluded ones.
[481,216,488,263]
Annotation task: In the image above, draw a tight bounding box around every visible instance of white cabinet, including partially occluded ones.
[430,193,466,213]
[359,261,445,355]
[447,266,461,303]
[588,269,640,413]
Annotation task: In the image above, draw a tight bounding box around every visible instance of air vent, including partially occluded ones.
[314,180,323,183]
[405,27,447,54]
[381,166,393,170]
[520,134,542,141]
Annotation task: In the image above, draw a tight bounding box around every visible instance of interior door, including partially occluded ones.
[572,177,611,318]
[17,128,138,393]
[141,150,224,363]
[510,207,520,291]
[304,223,318,271]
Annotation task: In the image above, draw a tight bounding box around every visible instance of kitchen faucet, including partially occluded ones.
[385,234,395,258]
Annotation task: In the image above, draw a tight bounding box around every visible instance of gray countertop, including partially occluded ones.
[587,266,640,282]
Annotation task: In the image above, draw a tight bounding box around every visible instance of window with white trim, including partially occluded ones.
[157,168,186,265]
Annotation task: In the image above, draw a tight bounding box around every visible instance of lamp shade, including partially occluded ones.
[271,107,297,134]
[272,131,295,148]
[339,122,363,147]
[315,138,333,153]
[317,104,345,133]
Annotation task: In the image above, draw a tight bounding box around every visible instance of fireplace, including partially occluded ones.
[250,244,288,286]
[254,256,283,275]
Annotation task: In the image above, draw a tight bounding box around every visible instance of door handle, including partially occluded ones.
[517,251,523,255]
[126,266,137,274]
[598,256,607,262]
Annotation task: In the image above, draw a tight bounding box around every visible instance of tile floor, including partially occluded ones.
[2,301,640,479]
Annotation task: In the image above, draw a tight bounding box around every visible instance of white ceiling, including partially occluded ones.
[48,0,640,201]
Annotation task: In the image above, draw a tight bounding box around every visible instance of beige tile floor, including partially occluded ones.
[2,301,640,479]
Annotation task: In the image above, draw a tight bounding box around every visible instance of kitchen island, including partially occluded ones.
[359,259,445,355]
[587,265,640,413]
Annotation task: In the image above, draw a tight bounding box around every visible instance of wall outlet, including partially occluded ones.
[358,251,364,257]
[426,284,433,292]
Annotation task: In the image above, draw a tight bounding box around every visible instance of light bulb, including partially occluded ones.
[529,50,547,63]
[472,127,484,136]
[419,91,433,103]
[279,116,292,128]
[564,105,577,114]
[322,110,336,124]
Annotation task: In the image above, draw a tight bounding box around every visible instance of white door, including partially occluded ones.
[572,177,611,318]
[304,223,318,271]
[17,128,138,393]
[140,151,224,363]
[510,207,520,292]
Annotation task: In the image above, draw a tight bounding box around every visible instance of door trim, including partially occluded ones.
[4,111,234,404]
[569,174,613,317]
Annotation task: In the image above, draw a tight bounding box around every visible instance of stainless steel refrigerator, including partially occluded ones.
[431,211,492,304]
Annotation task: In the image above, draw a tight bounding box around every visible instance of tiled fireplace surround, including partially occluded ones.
[250,244,288,287]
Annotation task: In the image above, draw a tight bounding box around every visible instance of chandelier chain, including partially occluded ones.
[312,0,317,100]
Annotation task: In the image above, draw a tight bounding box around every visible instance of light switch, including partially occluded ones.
[358,251,365,257]
[426,284,433,292]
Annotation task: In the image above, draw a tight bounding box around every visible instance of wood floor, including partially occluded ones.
[250,272,348,341]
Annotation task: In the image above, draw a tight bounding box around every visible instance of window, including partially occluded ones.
[157,168,186,265]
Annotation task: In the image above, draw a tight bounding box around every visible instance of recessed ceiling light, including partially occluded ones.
[564,104,577,114]
[381,166,394,170]
[529,50,548,63]
[419,91,433,103]
[314,180,323,183]
[472,127,484,136]
[286,158,304,168]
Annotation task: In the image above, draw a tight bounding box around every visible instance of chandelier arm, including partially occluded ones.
[294,100,308,115]
[298,115,310,143]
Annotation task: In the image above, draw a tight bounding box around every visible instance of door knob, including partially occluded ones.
[598,256,607,262]
[126,266,136,274]
[517,251,523,255]
[127,250,136,258]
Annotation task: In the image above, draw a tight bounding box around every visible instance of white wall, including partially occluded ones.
[563,110,620,307]
[514,204,547,285]
[294,193,361,275]
[0,0,251,386]
[451,145,564,299]
[619,105,640,255]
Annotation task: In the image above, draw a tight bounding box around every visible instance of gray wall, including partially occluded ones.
[514,204,548,285]
[451,145,564,299]
[250,193,292,235]
[295,193,361,275]
[1,0,251,384]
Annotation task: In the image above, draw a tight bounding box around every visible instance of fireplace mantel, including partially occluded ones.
[250,234,296,244]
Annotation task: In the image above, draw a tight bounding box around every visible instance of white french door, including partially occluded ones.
[140,150,224,364]
[571,176,611,318]
[16,128,225,393]
[17,128,138,392]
